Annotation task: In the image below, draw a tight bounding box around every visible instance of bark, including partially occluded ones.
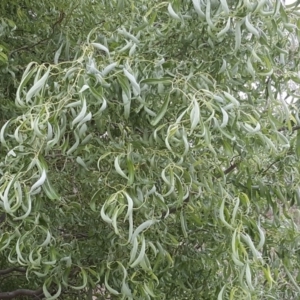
[0,288,43,299]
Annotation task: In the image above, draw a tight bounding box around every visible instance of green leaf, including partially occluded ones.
[296,131,300,159]
[26,67,50,103]
[150,94,170,126]
[140,78,172,85]
[130,235,146,268]
[114,155,129,180]
[43,280,62,300]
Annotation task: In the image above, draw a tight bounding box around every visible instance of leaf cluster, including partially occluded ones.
[1,0,300,299]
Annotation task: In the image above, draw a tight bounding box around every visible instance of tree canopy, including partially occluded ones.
[1,0,300,299]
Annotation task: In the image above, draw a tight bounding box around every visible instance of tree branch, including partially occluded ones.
[165,197,190,218]
[9,11,65,57]
[0,288,43,299]
[0,212,6,224]
[224,162,239,175]
[278,125,300,132]
[0,267,26,276]
[291,125,300,132]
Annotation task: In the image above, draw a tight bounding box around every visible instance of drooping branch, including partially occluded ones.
[163,161,240,218]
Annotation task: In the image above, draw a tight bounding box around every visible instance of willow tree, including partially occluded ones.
[1,0,300,299]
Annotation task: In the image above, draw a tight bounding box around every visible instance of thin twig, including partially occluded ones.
[259,160,279,175]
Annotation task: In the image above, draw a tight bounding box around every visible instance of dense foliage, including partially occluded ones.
[1,0,300,299]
